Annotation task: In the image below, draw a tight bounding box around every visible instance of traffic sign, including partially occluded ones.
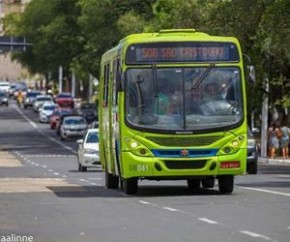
[0,36,31,53]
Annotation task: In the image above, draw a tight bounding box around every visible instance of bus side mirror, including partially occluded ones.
[247,65,256,83]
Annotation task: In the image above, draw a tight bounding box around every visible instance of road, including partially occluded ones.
[0,101,290,242]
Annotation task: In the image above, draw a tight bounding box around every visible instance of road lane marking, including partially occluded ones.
[239,186,290,197]
[240,230,277,241]
[139,200,157,206]
[198,218,219,224]
[12,105,77,154]
[162,207,179,212]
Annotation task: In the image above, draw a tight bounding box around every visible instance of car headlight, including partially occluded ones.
[217,135,246,156]
[84,148,98,154]
[124,137,153,157]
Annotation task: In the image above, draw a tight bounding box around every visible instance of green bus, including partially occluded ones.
[99,29,249,194]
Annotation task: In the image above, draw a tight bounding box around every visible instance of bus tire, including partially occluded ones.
[187,179,200,190]
[105,169,119,189]
[201,177,215,188]
[123,178,138,195]
[218,175,234,194]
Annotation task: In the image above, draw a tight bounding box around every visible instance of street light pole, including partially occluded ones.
[261,76,269,158]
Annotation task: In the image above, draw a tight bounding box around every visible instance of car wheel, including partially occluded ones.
[201,177,215,188]
[218,175,234,194]
[105,168,119,189]
[78,163,82,171]
[123,178,138,195]
[187,179,200,190]
[247,162,258,174]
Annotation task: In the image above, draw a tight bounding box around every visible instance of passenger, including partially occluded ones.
[186,89,202,114]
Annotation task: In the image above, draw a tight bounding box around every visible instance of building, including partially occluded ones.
[0,0,31,82]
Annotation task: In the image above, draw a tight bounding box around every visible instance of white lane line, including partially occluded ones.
[162,207,179,212]
[239,186,290,197]
[198,218,219,224]
[13,105,38,128]
[13,105,77,154]
[139,200,157,206]
[240,230,276,241]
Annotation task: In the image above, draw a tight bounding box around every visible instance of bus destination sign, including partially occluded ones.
[126,42,239,63]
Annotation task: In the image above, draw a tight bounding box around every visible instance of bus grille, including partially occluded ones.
[164,160,207,169]
[146,136,222,147]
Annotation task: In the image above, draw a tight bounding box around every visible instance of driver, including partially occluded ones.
[202,82,222,102]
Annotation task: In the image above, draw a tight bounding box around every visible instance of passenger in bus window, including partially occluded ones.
[185,89,202,114]
[202,82,223,102]
[155,79,173,115]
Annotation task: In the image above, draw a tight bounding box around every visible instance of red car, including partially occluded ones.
[55,93,74,108]
[50,107,73,129]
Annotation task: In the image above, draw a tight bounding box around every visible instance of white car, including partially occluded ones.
[33,95,54,112]
[0,82,11,93]
[39,102,56,123]
[76,128,100,171]
[60,115,87,141]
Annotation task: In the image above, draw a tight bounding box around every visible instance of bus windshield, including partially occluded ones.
[125,67,243,132]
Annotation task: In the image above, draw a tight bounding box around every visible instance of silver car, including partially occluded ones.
[247,128,258,174]
[39,102,56,123]
[33,95,54,112]
[60,116,87,141]
[76,128,100,171]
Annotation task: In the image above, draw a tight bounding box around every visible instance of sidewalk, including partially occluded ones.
[258,156,290,165]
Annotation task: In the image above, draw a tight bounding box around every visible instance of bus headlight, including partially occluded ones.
[218,135,245,156]
[125,138,153,157]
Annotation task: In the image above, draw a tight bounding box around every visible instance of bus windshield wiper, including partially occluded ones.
[193,63,215,89]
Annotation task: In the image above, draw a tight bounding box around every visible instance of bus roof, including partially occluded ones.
[101,29,241,62]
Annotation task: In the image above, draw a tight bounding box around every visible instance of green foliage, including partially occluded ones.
[3,0,290,116]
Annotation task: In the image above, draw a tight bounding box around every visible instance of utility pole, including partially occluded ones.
[261,76,269,158]
[58,65,63,94]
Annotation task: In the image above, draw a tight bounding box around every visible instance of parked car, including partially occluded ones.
[55,92,74,108]
[0,91,9,106]
[50,107,73,129]
[76,128,100,171]
[23,90,42,109]
[76,102,97,123]
[59,115,87,141]
[39,102,56,123]
[33,95,54,112]
[247,128,258,174]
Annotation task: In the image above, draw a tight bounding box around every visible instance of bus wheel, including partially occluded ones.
[187,179,200,190]
[105,169,119,189]
[201,177,215,188]
[218,175,234,194]
[123,178,138,195]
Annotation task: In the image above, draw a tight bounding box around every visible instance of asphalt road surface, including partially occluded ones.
[0,101,290,242]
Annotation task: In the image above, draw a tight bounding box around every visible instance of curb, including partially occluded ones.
[258,156,290,165]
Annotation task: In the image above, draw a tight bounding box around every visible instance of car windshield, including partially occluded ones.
[58,93,72,98]
[86,132,99,143]
[125,67,243,132]
[27,92,41,97]
[64,118,86,125]
[43,105,55,111]
[37,97,52,102]
[80,103,95,110]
